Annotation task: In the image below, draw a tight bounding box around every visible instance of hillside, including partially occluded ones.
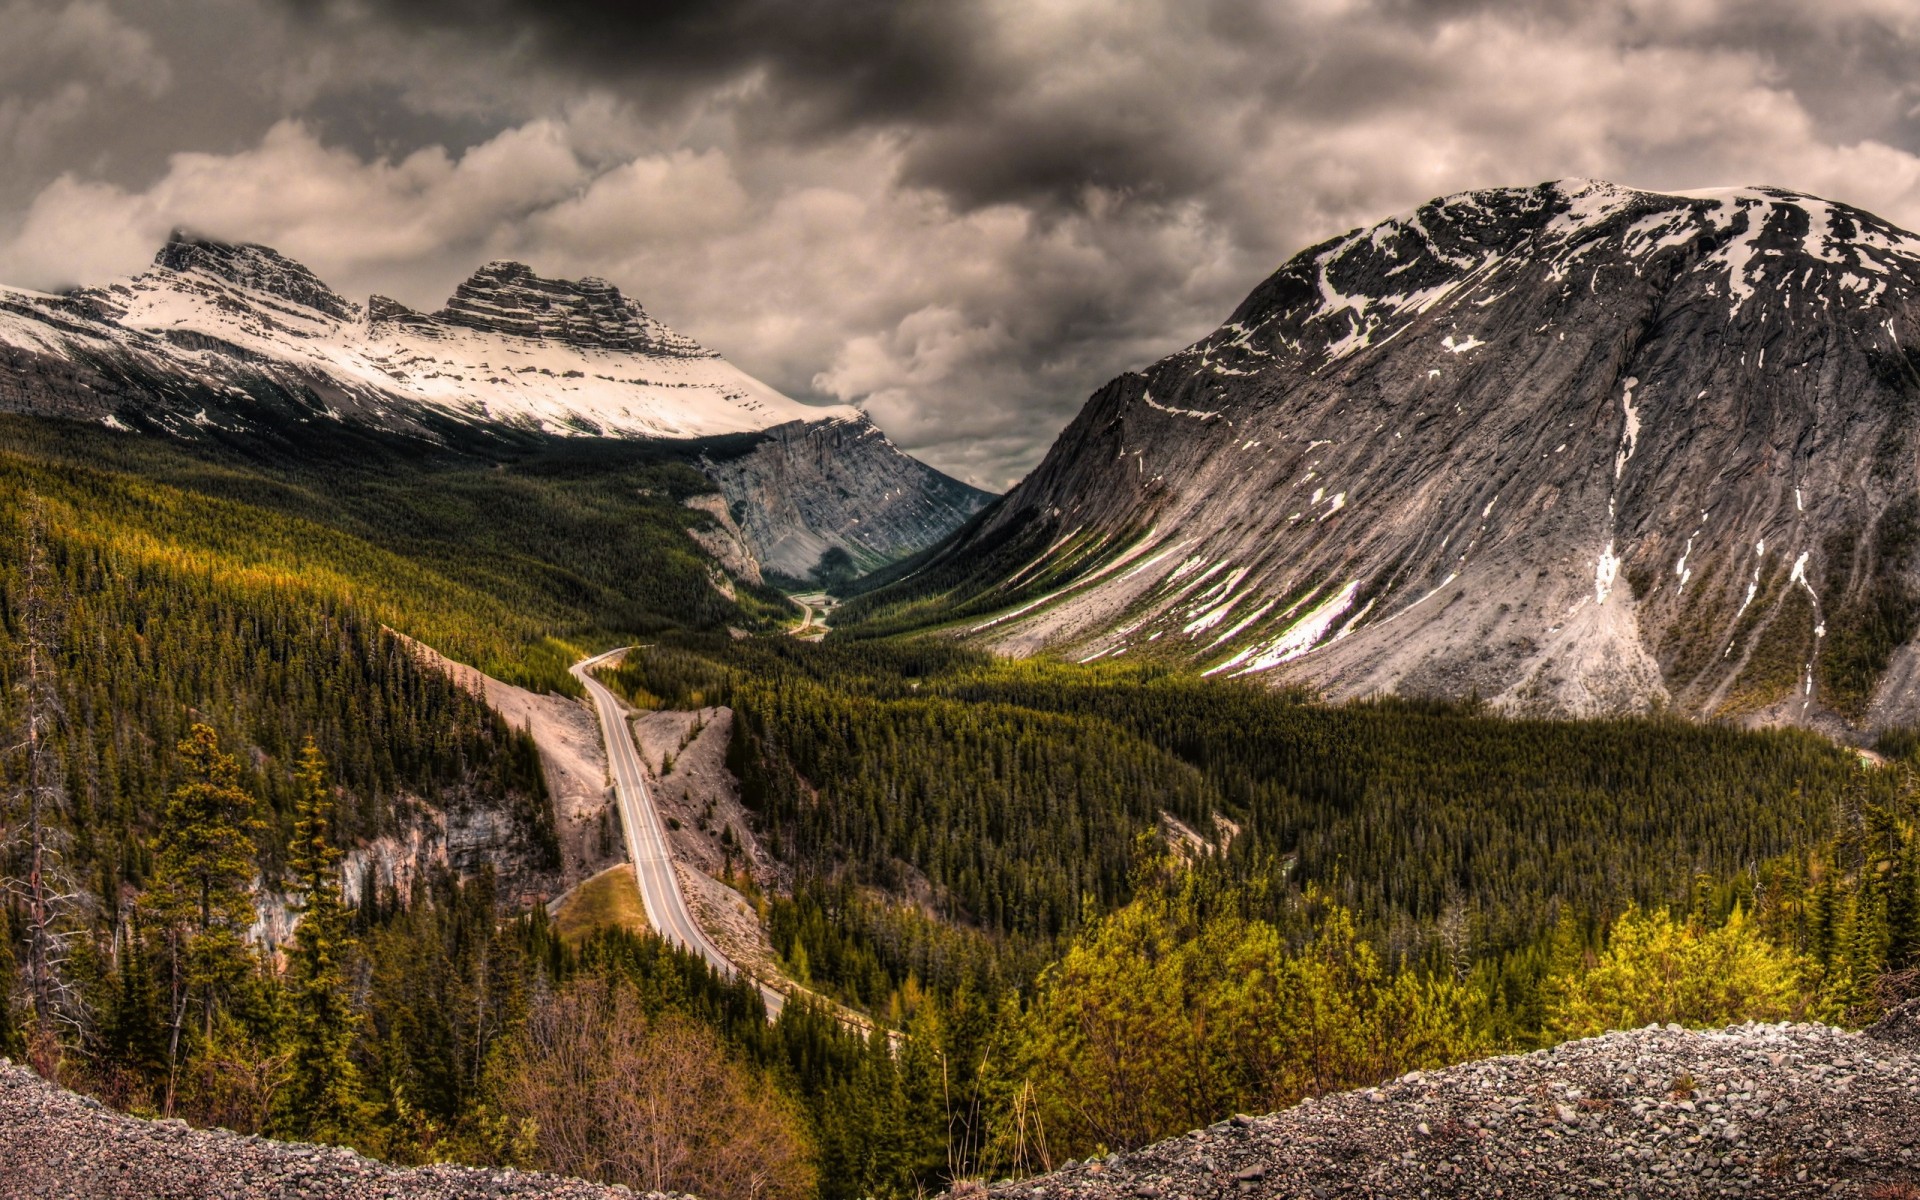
[854,180,1920,730]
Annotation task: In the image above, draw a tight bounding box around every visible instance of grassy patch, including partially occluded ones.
[551,864,650,943]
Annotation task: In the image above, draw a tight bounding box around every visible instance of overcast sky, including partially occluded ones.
[9,1,1920,488]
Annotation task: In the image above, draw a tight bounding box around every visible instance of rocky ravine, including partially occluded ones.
[891,179,1920,730]
[0,1059,668,1200]
[971,1007,1920,1200]
[0,233,989,577]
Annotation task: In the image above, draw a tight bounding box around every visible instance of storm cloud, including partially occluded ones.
[8,0,1920,488]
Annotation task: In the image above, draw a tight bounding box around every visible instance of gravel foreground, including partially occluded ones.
[972,1003,1920,1200]
[5,1009,1918,1199]
[0,1058,666,1200]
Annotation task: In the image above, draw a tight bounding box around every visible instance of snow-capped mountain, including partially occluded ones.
[883,180,1920,729]
[0,233,989,576]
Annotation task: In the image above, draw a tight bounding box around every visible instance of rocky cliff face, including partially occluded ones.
[433,259,712,356]
[0,233,986,577]
[898,180,1920,729]
[702,417,991,579]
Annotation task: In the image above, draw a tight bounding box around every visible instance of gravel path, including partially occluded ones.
[976,1008,1920,1199]
[0,1059,664,1199]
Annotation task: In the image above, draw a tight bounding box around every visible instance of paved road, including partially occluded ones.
[572,650,785,1017]
[786,591,830,640]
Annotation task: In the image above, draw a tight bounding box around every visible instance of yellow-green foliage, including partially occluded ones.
[0,417,790,693]
[1542,905,1820,1041]
[1719,587,1815,717]
[1005,879,1487,1157]
[0,451,558,687]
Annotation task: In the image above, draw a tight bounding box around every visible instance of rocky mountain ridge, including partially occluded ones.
[890,179,1920,728]
[702,416,993,578]
[968,1010,1920,1199]
[0,232,989,578]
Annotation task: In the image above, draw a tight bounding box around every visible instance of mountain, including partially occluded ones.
[871,179,1920,729]
[0,233,989,578]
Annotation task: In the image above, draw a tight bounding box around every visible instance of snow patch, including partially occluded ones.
[1594,541,1621,605]
[1615,376,1641,480]
[1141,390,1221,420]
[1228,580,1362,675]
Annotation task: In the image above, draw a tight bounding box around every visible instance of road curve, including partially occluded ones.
[572,649,785,1017]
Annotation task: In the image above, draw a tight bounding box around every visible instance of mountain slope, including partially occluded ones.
[870,180,1920,728]
[0,233,989,576]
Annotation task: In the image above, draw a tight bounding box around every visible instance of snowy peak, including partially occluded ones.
[3,234,860,442]
[435,260,713,358]
[150,231,360,322]
[1206,179,1920,375]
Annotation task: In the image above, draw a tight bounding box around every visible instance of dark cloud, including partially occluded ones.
[292,0,1000,134]
[14,0,1920,489]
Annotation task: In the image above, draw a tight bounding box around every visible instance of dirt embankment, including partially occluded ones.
[398,635,625,895]
[631,707,786,986]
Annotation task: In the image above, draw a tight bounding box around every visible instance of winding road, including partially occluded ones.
[572,649,785,1017]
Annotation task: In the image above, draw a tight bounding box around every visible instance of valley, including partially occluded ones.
[3,184,1920,1200]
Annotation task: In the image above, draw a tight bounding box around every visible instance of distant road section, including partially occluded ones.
[572,650,785,1017]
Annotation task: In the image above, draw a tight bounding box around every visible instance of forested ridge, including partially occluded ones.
[0,416,795,691]
[594,635,1920,1188]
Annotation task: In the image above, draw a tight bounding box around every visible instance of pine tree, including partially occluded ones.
[147,723,264,1113]
[284,739,361,1140]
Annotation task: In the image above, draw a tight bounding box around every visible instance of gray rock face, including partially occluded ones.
[702,416,993,580]
[909,179,1920,728]
[970,1021,1920,1200]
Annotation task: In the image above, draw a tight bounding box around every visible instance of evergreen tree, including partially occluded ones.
[146,724,264,1113]
[284,740,361,1140]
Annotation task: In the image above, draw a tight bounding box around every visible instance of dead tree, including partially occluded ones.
[3,501,82,1045]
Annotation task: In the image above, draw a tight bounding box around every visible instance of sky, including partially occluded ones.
[9,2,1920,489]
